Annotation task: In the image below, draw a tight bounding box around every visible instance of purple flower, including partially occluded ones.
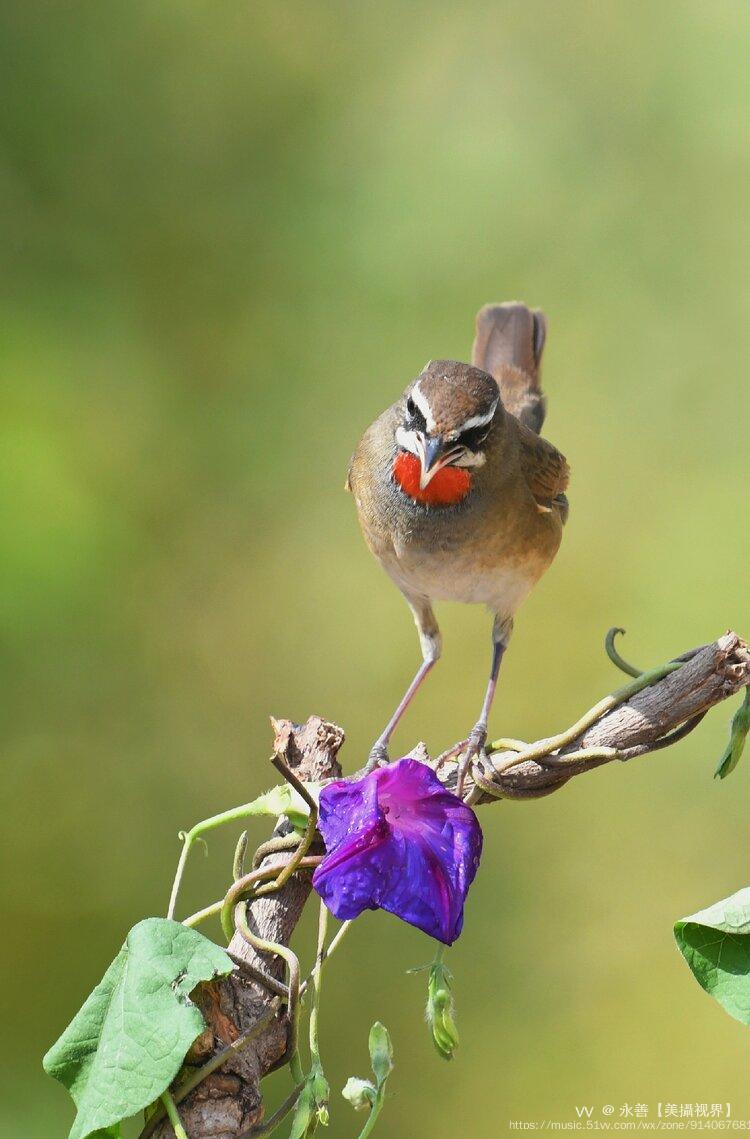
[312,758,483,945]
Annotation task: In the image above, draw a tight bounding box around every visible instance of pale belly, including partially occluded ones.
[382,538,538,615]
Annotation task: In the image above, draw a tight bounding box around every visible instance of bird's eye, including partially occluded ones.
[405,396,427,431]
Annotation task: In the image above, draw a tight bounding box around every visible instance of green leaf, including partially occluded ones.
[289,1066,329,1138]
[715,688,750,779]
[311,1068,330,1127]
[368,1022,393,1087]
[43,918,233,1139]
[288,1080,317,1139]
[674,888,750,1025]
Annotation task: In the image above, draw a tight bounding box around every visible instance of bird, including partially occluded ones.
[346,301,569,794]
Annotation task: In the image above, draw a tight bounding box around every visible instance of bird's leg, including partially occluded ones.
[454,616,513,798]
[366,597,441,771]
[366,658,436,771]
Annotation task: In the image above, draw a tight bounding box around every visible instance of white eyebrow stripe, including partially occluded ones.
[455,398,499,434]
[411,380,436,432]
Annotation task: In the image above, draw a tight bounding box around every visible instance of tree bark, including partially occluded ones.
[153,716,343,1139]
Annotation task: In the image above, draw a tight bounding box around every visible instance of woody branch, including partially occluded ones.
[152,629,749,1139]
[455,631,750,802]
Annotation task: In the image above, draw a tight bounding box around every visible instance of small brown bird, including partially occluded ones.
[347,302,569,791]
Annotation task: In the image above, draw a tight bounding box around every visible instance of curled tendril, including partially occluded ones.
[176,830,208,859]
[604,627,643,678]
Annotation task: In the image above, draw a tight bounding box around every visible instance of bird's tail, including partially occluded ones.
[471,302,547,433]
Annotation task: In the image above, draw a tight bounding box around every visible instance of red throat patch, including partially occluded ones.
[392,451,471,506]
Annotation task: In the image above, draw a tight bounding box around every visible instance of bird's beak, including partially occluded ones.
[416,434,450,489]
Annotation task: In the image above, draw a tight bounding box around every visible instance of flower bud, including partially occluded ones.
[342,1077,377,1111]
[368,1021,394,1084]
[427,960,459,1060]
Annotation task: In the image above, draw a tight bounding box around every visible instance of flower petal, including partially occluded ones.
[313,758,483,944]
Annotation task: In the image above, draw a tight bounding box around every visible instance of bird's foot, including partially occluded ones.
[365,740,390,772]
[434,738,468,771]
[456,724,488,799]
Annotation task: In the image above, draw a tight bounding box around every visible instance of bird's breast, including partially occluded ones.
[350,420,562,615]
[392,452,472,506]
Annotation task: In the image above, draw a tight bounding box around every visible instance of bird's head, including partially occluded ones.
[393,361,501,505]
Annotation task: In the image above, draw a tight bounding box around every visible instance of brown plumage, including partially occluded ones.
[472,302,547,431]
[347,301,569,790]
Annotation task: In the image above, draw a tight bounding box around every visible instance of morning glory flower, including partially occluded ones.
[312,757,483,944]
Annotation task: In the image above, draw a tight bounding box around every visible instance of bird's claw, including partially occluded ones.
[455,725,488,799]
[434,727,487,769]
[434,738,468,771]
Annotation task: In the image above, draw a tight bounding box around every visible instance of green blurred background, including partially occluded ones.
[3,1,750,1134]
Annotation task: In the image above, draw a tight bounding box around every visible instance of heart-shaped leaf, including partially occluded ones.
[674,888,750,1025]
[43,918,233,1139]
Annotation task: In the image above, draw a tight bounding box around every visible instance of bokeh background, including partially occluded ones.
[3,2,750,1135]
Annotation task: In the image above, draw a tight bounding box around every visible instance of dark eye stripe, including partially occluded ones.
[456,424,489,451]
[405,397,427,432]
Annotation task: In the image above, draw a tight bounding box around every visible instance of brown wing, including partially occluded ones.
[516,420,570,516]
